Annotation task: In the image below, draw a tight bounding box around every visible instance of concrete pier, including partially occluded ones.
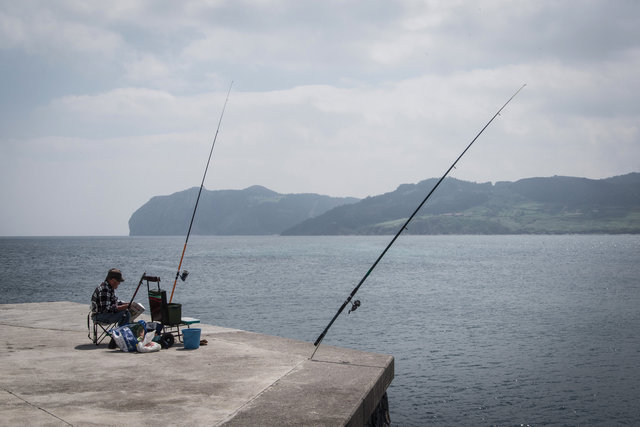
[0,302,393,426]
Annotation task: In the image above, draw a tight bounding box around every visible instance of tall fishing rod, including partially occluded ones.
[169,81,233,303]
[310,84,526,359]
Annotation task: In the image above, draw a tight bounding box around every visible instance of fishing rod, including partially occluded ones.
[310,84,526,359]
[169,81,233,303]
[127,272,147,308]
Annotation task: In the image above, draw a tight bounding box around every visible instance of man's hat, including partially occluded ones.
[106,268,125,282]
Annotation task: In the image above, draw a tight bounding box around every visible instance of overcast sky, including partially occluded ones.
[1,0,638,236]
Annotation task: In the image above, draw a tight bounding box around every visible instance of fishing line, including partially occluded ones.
[310,84,526,359]
[169,82,233,303]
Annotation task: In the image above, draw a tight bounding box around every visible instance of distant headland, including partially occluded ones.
[129,173,640,236]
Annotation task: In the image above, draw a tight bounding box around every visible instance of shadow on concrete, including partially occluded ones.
[75,343,105,351]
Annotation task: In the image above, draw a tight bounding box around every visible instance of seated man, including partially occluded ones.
[91,268,131,326]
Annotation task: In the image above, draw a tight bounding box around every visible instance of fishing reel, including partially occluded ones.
[348,299,361,314]
[179,270,189,281]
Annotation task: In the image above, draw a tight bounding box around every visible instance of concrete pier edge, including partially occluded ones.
[1,302,393,426]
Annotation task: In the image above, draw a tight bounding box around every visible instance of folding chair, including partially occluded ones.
[87,311,118,345]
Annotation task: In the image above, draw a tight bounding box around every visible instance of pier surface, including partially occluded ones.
[0,302,393,426]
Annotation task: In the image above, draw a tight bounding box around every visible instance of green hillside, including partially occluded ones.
[282,173,640,235]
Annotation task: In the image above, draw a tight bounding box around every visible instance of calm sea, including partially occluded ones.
[1,235,639,426]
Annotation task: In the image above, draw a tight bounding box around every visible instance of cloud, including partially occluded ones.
[0,3,123,58]
[1,0,639,235]
[123,54,173,86]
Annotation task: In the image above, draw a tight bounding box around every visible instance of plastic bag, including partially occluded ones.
[136,330,161,353]
[110,320,149,353]
[145,321,163,336]
[111,324,138,352]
